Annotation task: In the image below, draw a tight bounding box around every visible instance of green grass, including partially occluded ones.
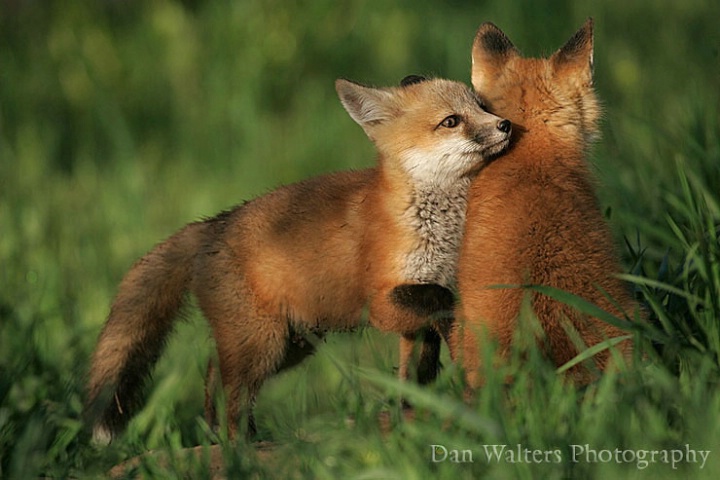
[1,0,719,478]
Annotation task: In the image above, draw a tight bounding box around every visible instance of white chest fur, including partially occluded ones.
[402,179,471,286]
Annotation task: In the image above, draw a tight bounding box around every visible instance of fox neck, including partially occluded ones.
[400,177,472,287]
[511,123,591,170]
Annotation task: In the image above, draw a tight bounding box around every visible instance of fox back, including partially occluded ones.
[455,19,638,386]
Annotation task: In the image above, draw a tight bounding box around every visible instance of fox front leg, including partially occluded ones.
[398,328,444,384]
[391,283,454,392]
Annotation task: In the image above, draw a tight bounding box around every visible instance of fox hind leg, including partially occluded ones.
[213,314,288,440]
[197,270,289,440]
[204,357,219,432]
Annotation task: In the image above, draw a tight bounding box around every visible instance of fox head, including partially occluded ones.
[336,77,511,187]
[470,18,600,148]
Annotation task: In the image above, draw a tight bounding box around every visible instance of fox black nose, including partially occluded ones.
[497,119,511,133]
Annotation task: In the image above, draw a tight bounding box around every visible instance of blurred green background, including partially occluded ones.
[1,0,719,477]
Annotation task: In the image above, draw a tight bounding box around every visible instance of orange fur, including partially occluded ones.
[451,19,640,389]
[85,77,511,442]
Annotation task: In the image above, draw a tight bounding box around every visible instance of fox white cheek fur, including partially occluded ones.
[401,139,485,186]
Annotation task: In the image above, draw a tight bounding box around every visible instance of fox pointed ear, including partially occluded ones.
[551,18,594,84]
[471,22,519,94]
[336,79,396,133]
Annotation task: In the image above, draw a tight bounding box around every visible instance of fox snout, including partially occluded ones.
[472,117,511,158]
[476,117,512,142]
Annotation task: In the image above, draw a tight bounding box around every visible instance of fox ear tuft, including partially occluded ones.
[336,79,396,133]
[471,22,518,94]
[551,18,594,84]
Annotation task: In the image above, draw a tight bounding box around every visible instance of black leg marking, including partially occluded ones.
[416,328,443,385]
[390,283,455,317]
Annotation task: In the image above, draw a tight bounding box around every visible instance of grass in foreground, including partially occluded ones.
[1,0,719,478]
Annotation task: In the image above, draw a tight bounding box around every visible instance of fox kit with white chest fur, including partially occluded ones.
[85,75,511,441]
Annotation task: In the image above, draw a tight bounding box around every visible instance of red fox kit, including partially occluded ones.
[450,19,640,388]
[85,75,511,441]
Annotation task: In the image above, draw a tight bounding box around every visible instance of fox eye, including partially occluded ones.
[440,115,461,128]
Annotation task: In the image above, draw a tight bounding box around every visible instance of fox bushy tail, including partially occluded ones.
[85,222,205,443]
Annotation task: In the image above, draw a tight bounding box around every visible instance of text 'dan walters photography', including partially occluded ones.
[430,444,711,470]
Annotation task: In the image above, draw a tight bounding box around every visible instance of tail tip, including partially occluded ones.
[91,425,113,446]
